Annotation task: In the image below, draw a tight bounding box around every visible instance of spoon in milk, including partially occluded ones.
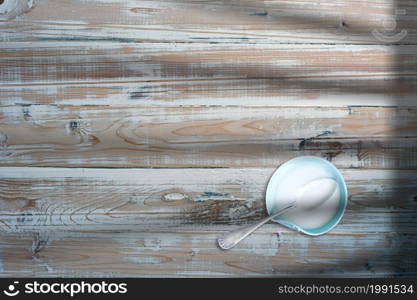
[295,178,338,210]
[217,178,338,250]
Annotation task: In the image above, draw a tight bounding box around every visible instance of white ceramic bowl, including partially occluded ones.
[266,156,348,235]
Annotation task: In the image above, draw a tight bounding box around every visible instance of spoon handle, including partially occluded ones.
[217,202,296,250]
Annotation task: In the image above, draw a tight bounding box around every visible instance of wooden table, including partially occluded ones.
[0,0,416,277]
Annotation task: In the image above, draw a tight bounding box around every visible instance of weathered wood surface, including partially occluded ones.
[1,105,417,168]
[0,0,417,44]
[0,167,416,232]
[0,0,416,277]
[1,166,416,277]
[1,230,416,277]
[1,43,417,106]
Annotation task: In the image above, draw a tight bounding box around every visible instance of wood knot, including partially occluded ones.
[69,120,80,131]
[340,20,348,28]
[0,0,34,20]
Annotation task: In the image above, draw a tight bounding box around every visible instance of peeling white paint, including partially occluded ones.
[163,193,188,201]
[124,255,165,265]
[0,0,34,20]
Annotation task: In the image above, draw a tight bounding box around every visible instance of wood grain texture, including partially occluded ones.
[1,230,416,277]
[0,167,416,232]
[0,0,416,277]
[1,0,417,44]
[1,43,416,85]
[0,105,417,168]
[1,42,417,107]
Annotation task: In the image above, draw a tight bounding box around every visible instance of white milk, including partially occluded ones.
[272,164,340,229]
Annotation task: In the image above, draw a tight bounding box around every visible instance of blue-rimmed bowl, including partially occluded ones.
[266,156,348,236]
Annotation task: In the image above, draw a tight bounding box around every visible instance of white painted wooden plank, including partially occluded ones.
[2,80,417,108]
[0,0,416,44]
[0,105,416,168]
[1,43,415,86]
[0,230,415,277]
[0,167,416,233]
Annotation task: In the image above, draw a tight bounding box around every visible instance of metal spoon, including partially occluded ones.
[217,177,338,250]
[217,202,296,250]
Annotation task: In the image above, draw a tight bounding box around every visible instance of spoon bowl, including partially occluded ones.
[295,178,338,210]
